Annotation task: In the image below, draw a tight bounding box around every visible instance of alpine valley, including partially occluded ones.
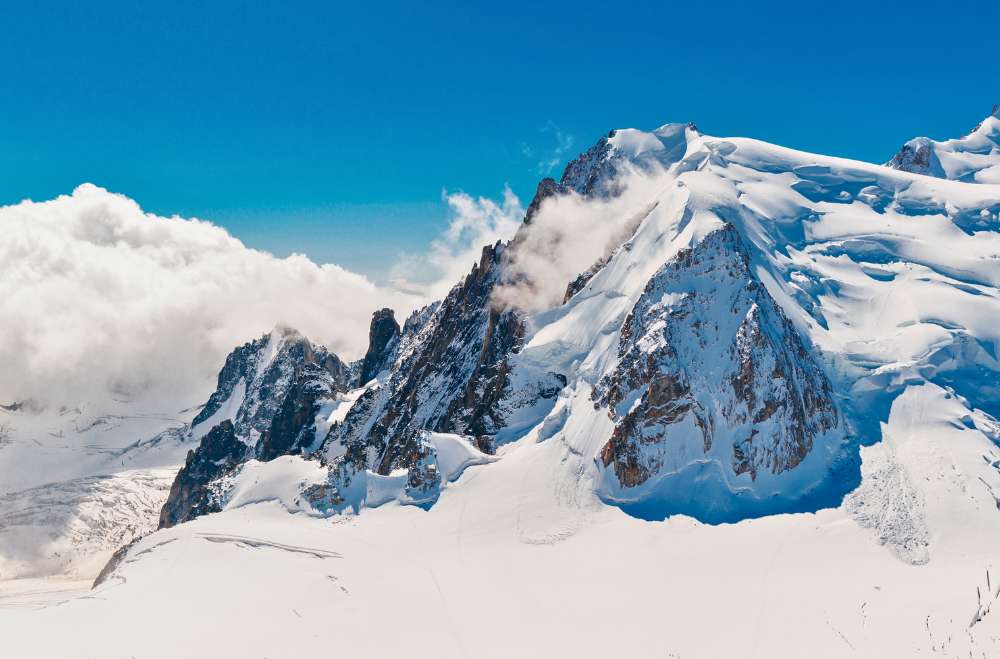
[3,107,1000,658]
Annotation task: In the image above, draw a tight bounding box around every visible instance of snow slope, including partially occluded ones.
[4,109,1000,657]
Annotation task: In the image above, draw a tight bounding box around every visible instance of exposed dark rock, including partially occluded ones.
[524,177,560,225]
[192,327,351,437]
[559,132,620,197]
[522,132,623,227]
[887,139,937,176]
[256,362,340,461]
[356,308,400,386]
[159,420,245,529]
[594,223,840,488]
[158,328,352,527]
[324,242,526,476]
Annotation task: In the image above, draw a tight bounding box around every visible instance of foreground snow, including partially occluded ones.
[2,382,999,657]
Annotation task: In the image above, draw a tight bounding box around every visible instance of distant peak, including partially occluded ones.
[270,324,304,342]
[887,107,1000,181]
[653,121,700,136]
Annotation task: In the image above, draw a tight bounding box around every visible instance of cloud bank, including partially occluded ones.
[0,184,427,412]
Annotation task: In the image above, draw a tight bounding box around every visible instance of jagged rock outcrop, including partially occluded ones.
[886,138,938,176]
[323,243,531,472]
[159,328,352,527]
[159,420,244,528]
[523,130,624,224]
[255,364,340,461]
[524,125,695,225]
[524,177,560,225]
[356,308,400,386]
[191,326,351,439]
[156,120,871,529]
[594,224,841,491]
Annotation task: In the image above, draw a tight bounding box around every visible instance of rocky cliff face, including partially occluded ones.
[355,308,400,386]
[593,224,840,494]
[524,122,699,224]
[159,420,244,528]
[191,326,351,440]
[156,118,883,528]
[321,243,531,474]
[309,131,648,493]
[886,138,938,177]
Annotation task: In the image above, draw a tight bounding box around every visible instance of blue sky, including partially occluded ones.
[2,0,997,280]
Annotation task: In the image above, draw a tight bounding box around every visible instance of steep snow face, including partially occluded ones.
[887,106,1000,183]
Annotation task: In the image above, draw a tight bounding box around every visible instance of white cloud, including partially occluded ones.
[0,167,650,415]
[492,165,663,312]
[0,184,423,413]
[536,125,576,175]
[519,123,576,176]
[389,187,523,300]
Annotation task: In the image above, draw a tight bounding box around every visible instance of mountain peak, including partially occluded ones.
[523,121,699,224]
[887,108,1000,183]
[356,308,400,386]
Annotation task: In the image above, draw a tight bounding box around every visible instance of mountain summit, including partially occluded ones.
[887,106,1000,183]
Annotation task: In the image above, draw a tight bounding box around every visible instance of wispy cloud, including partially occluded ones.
[492,163,664,312]
[521,121,576,176]
[389,187,523,300]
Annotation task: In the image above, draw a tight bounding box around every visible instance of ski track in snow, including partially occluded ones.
[196,533,342,560]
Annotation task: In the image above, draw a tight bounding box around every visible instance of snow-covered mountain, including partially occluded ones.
[887,105,1000,183]
[4,108,1000,657]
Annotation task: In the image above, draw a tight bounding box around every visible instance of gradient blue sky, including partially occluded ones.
[2,1,997,280]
